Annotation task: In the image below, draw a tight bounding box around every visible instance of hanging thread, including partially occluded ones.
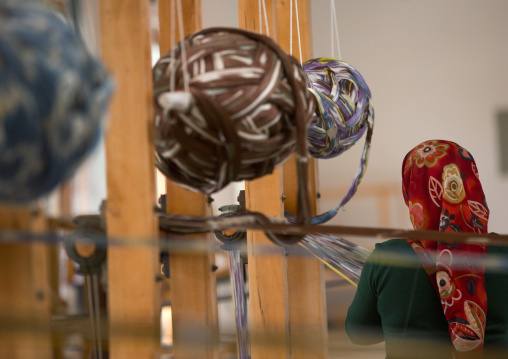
[262,0,270,36]
[169,0,176,91]
[229,250,250,358]
[175,0,189,93]
[258,0,262,34]
[289,0,303,62]
[300,233,371,287]
[330,1,334,58]
[330,0,342,59]
[289,0,292,54]
[294,0,303,62]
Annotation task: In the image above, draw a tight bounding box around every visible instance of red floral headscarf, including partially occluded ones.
[402,140,489,357]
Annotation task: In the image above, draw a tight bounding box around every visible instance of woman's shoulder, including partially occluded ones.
[367,239,418,268]
[374,238,412,252]
[487,233,508,254]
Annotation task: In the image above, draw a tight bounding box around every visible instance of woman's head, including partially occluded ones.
[402,140,488,233]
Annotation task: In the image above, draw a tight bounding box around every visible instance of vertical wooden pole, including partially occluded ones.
[238,2,291,358]
[158,0,202,42]
[238,0,275,36]
[245,172,289,359]
[99,1,161,358]
[276,0,329,358]
[0,206,53,359]
[165,186,218,359]
[157,2,219,358]
[274,0,312,62]
[50,181,73,359]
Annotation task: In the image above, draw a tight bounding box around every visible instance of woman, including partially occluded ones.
[346,140,508,358]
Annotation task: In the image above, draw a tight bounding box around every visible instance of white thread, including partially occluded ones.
[170,0,177,92]
[289,0,293,55]
[262,0,270,36]
[295,0,303,63]
[330,0,334,58]
[258,0,262,34]
[289,0,303,62]
[176,0,190,92]
[331,0,342,59]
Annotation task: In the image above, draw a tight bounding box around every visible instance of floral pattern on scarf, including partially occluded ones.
[402,140,489,356]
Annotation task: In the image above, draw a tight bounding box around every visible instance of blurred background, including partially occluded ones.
[197,0,508,234]
[60,0,508,357]
[78,0,508,234]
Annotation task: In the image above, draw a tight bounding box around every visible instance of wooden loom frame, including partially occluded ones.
[0,1,328,358]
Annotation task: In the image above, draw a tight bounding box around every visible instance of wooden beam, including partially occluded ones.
[274,0,312,61]
[238,2,290,358]
[165,185,218,359]
[0,206,53,359]
[245,170,289,359]
[158,0,202,50]
[282,157,328,359]
[99,1,161,358]
[50,181,73,359]
[157,2,219,358]
[238,0,275,36]
[276,0,329,357]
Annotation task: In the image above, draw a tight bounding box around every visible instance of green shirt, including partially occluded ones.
[345,239,508,359]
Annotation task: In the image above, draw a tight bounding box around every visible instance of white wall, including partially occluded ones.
[309,0,508,233]
[202,0,238,29]
[154,0,508,234]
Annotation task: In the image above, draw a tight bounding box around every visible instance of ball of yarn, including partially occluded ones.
[303,58,373,158]
[153,27,314,195]
[0,1,113,203]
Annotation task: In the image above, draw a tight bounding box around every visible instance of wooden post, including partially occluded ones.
[0,206,53,359]
[157,2,219,358]
[158,0,202,42]
[238,2,291,358]
[165,185,218,359]
[276,0,329,357]
[238,0,275,36]
[245,172,290,359]
[50,181,73,359]
[99,1,161,358]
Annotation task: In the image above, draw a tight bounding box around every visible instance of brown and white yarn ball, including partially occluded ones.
[153,27,314,195]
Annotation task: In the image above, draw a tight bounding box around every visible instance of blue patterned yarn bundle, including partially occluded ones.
[0,1,113,203]
[288,58,374,224]
[303,57,373,159]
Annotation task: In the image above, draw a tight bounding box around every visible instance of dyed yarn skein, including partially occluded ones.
[293,58,374,224]
[304,57,373,158]
[0,1,113,203]
[153,27,314,197]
